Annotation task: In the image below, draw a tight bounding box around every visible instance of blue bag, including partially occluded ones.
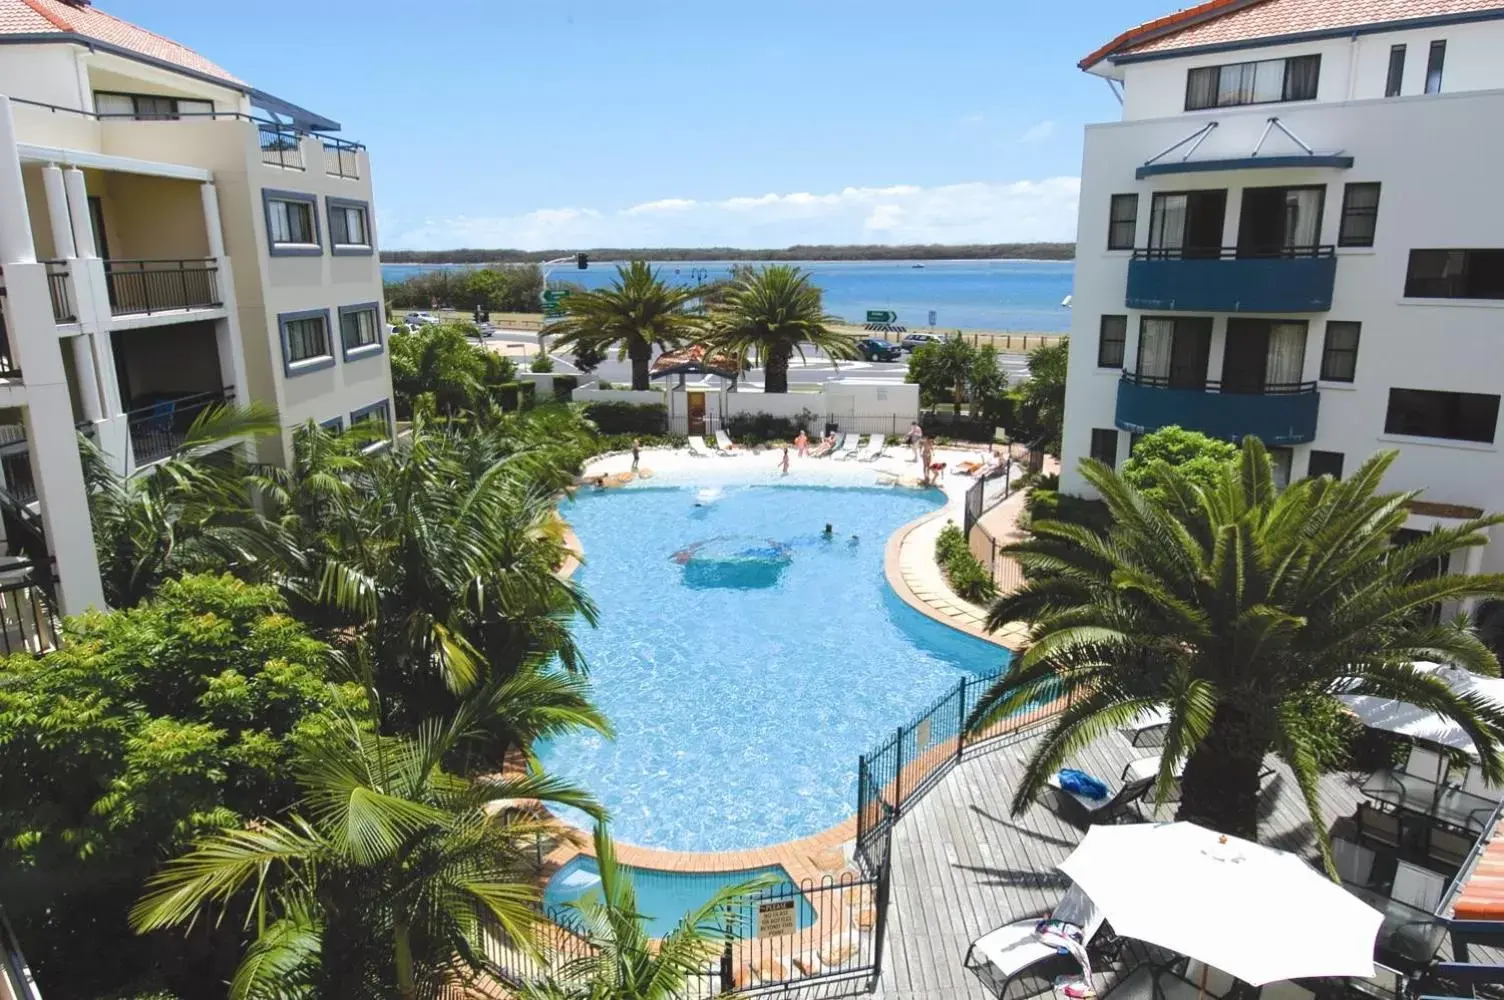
[1058,768,1108,800]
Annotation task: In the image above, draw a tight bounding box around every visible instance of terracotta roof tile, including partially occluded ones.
[1454,819,1504,919]
[1083,0,1504,69]
[0,0,243,85]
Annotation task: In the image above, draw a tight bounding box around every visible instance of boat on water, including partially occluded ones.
[1060,294,1073,308]
[911,263,926,268]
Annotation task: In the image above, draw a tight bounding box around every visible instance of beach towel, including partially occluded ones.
[1058,769,1107,801]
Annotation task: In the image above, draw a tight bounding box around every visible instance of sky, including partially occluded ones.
[108,0,1175,250]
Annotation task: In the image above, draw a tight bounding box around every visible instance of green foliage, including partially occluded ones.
[383,264,543,312]
[935,523,998,604]
[496,380,538,411]
[703,265,855,393]
[570,342,606,373]
[0,575,360,999]
[581,401,668,435]
[389,322,518,418]
[553,374,579,402]
[969,438,1504,863]
[1120,426,1239,504]
[724,408,821,444]
[1013,339,1068,452]
[1281,692,1363,773]
[530,351,556,373]
[544,262,703,390]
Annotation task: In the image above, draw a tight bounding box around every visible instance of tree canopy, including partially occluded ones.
[1119,426,1240,504]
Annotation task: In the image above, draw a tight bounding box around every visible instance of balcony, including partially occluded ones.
[126,386,235,465]
[105,259,221,316]
[1126,246,1336,313]
[42,260,75,322]
[1115,371,1320,445]
[323,136,363,179]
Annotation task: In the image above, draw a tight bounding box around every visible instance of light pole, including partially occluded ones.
[537,253,586,352]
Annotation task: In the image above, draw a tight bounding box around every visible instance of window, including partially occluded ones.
[350,400,392,437]
[1269,447,1294,489]
[339,304,382,358]
[1385,45,1406,97]
[1136,316,1212,389]
[263,190,320,254]
[1097,315,1127,368]
[1108,194,1138,250]
[1237,186,1324,256]
[319,417,344,432]
[1089,428,1119,469]
[1148,190,1227,258]
[1385,388,1500,443]
[1320,322,1361,382]
[328,198,371,251]
[1338,183,1381,247]
[1308,450,1344,479]
[94,90,213,120]
[279,309,334,375]
[1404,249,1504,299]
[1425,40,1446,94]
[1221,319,1307,393]
[1184,54,1319,110]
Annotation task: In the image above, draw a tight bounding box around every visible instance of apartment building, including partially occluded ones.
[1061,0,1504,581]
[0,0,394,614]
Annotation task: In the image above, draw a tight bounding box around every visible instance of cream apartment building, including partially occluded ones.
[0,0,394,614]
[1061,0,1504,586]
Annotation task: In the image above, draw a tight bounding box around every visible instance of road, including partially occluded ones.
[476,328,1033,389]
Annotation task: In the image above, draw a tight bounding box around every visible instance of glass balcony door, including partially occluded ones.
[1138,317,1212,389]
[1223,319,1309,394]
[1148,190,1227,259]
[1237,186,1325,258]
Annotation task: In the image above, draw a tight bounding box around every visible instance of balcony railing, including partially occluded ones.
[323,136,362,179]
[259,122,305,170]
[1126,245,1337,313]
[105,259,221,316]
[1115,371,1320,445]
[0,284,17,382]
[126,386,235,465]
[40,260,74,322]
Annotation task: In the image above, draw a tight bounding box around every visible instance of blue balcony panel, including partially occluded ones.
[1115,375,1320,446]
[1126,252,1336,313]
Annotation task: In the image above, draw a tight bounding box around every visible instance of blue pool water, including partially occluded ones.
[543,855,815,939]
[536,485,1010,851]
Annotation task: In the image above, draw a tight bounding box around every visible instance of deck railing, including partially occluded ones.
[258,122,304,169]
[105,259,221,315]
[41,260,74,322]
[126,386,234,465]
[323,136,362,179]
[0,563,61,658]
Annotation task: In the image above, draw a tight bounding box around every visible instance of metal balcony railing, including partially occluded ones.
[0,283,17,382]
[40,260,74,322]
[323,136,362,179]
[259,122,305,170]
[126,386,235,465]
[105,259,221,316]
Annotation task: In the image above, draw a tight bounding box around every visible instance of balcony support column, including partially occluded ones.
[70,335,102,423]
[61,168,94,258]
[40,165,76,261]
[200,182,225,259]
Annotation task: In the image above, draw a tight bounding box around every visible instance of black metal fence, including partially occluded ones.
[323,137,362,179]
[105,259,221,315]
[126,387,234,465]
[41,260,73,322]
[483,866,888,997]
[259,123,305,169]
[0,566,60,657]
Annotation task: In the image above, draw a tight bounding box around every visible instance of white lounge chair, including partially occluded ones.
[829,433,858,459]
[686,436,717,458]
[713,429,740,454]
[963,884,1104,999]
[859,436,887,462]
[838,434,869,460]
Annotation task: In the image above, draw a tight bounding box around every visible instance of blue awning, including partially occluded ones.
[249,89,341,132]
[1136,154,1353,179]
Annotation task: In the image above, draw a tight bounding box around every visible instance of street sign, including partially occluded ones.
[928,310,937,326]
[542,290,571,305]
[865,310,898,324]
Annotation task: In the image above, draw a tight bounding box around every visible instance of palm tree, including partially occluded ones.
[544,263,703,390]
[519,824,776,1000]
[82,402,283,607]
[966,439,1504,856]
[704,265,856,393]
[131,712,604,1000]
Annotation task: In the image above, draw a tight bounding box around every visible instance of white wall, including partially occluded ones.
[574,388,665,406]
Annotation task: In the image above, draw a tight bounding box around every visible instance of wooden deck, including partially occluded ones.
[870,724,1371,1000]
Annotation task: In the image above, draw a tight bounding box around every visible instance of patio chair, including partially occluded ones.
[1120,754,1185,805]
[712,429,740,453]
[1391,861,1445,912]
[1355,802,1402,849]
[826,433,855,459]
[686,436,717,458]
[1122,707,1169,749]
[1459,764,1498,798]
[859,437,887,461]
[1404,745,1447,783]
[1428,827,1472,868]
[838,434,869,460]
[1045,771,1153,828]
[963,884,1107,1000]
[1333,838,1377,887]
[1097,963,1213,1000]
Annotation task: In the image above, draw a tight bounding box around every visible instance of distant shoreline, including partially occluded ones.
[381,242,1075,265]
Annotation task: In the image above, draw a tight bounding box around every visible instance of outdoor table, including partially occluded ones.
[1344,886,1447,969]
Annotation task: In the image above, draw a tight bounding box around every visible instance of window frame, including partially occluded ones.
[1319,321,1361,383]
[1097,314,1127,369]
[1107,194,1138,251]
[349,399,394,449]
[1384,387,1500,444]
[1307,450,1344,479]
[1337,183,1381,248]
[262,189,322,256]
[1089,428,1119,469]
[338,301,384,360]
[327,196,374,255]
[1385,44,1407,97]
[1425,39,1446,94]
[1404,249,1504,300]
[1184,53,1320,111]
[278,308,335,376]
[319,416,345,433]
[93,89,215,121]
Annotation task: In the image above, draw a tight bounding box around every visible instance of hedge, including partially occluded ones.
[582,401,668,435]
[725,409,820,444]
[553,375,579,403]
[496,381,537,412]
[935,523,998,603]
[921,411,996,443]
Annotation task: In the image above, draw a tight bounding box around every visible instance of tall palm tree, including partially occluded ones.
[82,402,283,607]
[705,265,856,393]
[544,263,703,390]
[966,439,1504,856]
[520,824,776,1000]
[131,713,604,1000]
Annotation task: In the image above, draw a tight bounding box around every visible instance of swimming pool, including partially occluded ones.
[543,855,815,939]
[536,485,1011,851]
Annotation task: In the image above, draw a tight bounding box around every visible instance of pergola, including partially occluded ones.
[649,345,741,387]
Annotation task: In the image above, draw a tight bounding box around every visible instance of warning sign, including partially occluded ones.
[757,898,796,939]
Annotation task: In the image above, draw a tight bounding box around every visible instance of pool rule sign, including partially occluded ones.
[757,898,797,939]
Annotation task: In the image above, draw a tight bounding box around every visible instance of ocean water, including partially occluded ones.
[381,258,1076,332]
[534,485,1010,852]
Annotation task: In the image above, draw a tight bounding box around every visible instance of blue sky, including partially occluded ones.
[110,0,1173,249]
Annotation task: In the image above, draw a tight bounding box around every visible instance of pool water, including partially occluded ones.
[537,485,1010,851]
[543,855,815,939]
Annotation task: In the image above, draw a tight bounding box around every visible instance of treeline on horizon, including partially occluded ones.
[381,242,1076,264]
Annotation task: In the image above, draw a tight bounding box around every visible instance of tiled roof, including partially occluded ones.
[1453,815,1504,919]
[1081,0,1504,69]
[0,0,244,86]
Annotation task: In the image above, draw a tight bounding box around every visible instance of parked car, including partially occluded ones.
[855,337,903,362]
[900,332,944,352]
[403,311,440,327]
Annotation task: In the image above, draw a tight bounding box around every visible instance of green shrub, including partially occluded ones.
[934,523,998,604]
[582,401,668,435]
[586,433,685,458]
[530,351,555,373]
[725,409,819,444]
[1025,486,1109,531]
[553,374,579,402]
[1281,692,1364,772]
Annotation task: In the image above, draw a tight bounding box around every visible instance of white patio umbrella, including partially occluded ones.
[1056,822,1382,985]
[1339,662,1504,756]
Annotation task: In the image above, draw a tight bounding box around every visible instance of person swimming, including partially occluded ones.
[848,534,860,546]
[821,523,834,538]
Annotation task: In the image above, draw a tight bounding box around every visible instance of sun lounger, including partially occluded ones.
[686,436,717,458]
[713,429,740,453]
[838,434,869,460]
[811,434,845,458]
[1046,771,1152,827]
[964,884,1106,1000]
[858,437,886,461]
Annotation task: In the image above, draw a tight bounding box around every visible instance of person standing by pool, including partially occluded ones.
[920,436,935,485]
[794,428,809,457]
[631,438,641,472]
[780,446,790,475]
[907,421,923,459]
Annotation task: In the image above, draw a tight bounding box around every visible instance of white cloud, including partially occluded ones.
[1019,120,1056,144]
[386,177,1080,250]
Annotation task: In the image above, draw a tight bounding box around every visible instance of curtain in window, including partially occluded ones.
[1150,195,1187,252]
[1217,62,1257,105]
[1252,60,1285,102]
[269,202,291,243]
[177,99,213,117]
[1265,322,1308,387]
[1284,56,1321,100]
[93,93,134,116]
[1186,67,1218,109]
[1137,319,1174,381]
[1284,189,1322,248]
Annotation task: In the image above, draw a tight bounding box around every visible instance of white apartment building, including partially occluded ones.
[1061,0,1504,582]
[0,0,394,615]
